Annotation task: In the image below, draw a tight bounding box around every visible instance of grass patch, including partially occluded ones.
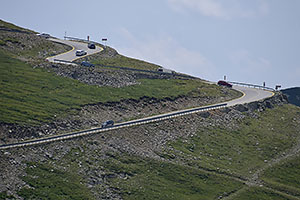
[0,39,6,46]
[0,191,15,200]
[232,186,295,200]
[167,104,300,177]
[2,37,20,44]
[92,54,161,70]
[0,50,237,125]
[17,162,94,200]
[96,153,243,200]
[261,155,300,197]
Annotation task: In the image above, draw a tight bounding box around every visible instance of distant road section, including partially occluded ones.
[46,38,103,63]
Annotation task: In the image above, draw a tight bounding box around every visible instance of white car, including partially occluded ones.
[76,50,87,56]
[37,33,50,39]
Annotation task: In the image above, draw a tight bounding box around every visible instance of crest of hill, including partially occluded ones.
[281,87,300,107]
[0,19,36,33]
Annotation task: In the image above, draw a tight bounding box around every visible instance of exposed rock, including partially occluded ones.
[234,104,249,112]
[0,92,294,199]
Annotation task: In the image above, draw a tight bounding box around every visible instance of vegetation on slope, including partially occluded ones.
[165,104,300,178]
[17,152,243,200]
[232,186,294,200]
[77,45,162,71]
[262,155,300,197]
[98,154,243,200]
[4,20,300,200]
[0,19,242,127]
[18,162,94,200]
[0,50,239,125]
[13,104,299,200]
[2,100,300,199]
[92,53,161,71]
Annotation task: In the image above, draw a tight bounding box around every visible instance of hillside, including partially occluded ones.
[1,20,300,200]
[1,94,300,200]
[0,20,241,145]
[282,87,300,107]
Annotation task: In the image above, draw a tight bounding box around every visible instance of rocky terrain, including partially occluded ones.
[2,20,300,200]
[35,61,185,88]
[0,92,295,200]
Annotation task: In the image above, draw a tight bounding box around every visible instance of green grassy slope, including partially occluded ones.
[92,54,161,70]
[18,162,94,200]
[98,154,243,200]
[14,104,300,200]
[0,50,238,125]
[232,187,295,200]
[17,152,243,200]
[166,104,300,178]
[0,19,243,126]
[262,155,300,197]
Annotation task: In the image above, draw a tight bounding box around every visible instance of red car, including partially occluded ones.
[217,80,233,88]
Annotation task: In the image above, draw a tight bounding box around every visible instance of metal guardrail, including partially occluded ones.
[64,36,95,43]
[52,58,194,78]
[0,103,227,150]
[228,81,275,91]
[51,60,195,79]
[92,63,194,79]
[53,59,75,64]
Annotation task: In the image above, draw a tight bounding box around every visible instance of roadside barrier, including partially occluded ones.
[228,81,275,91]
[0,103,227,150]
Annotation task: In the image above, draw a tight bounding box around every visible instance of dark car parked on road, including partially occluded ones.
[101,120,114,128]
[88,43,96,49]
[217,80,233,88]
[81,61,95,67]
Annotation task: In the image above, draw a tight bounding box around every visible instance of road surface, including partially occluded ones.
[46,38,103,63]
[228,85,274,106]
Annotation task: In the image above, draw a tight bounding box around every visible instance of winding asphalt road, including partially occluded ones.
[228,85,274,106]
[46,38,103,63]
[0,40,274,150]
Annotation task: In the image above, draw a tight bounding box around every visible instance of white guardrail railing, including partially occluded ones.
[228,81,275,91]
[0,103,227,150]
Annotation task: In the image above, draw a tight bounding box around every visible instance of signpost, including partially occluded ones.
[275,85,281,90]
[102,38,107,48]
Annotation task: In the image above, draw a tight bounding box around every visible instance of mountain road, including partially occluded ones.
[46,38,103,63]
